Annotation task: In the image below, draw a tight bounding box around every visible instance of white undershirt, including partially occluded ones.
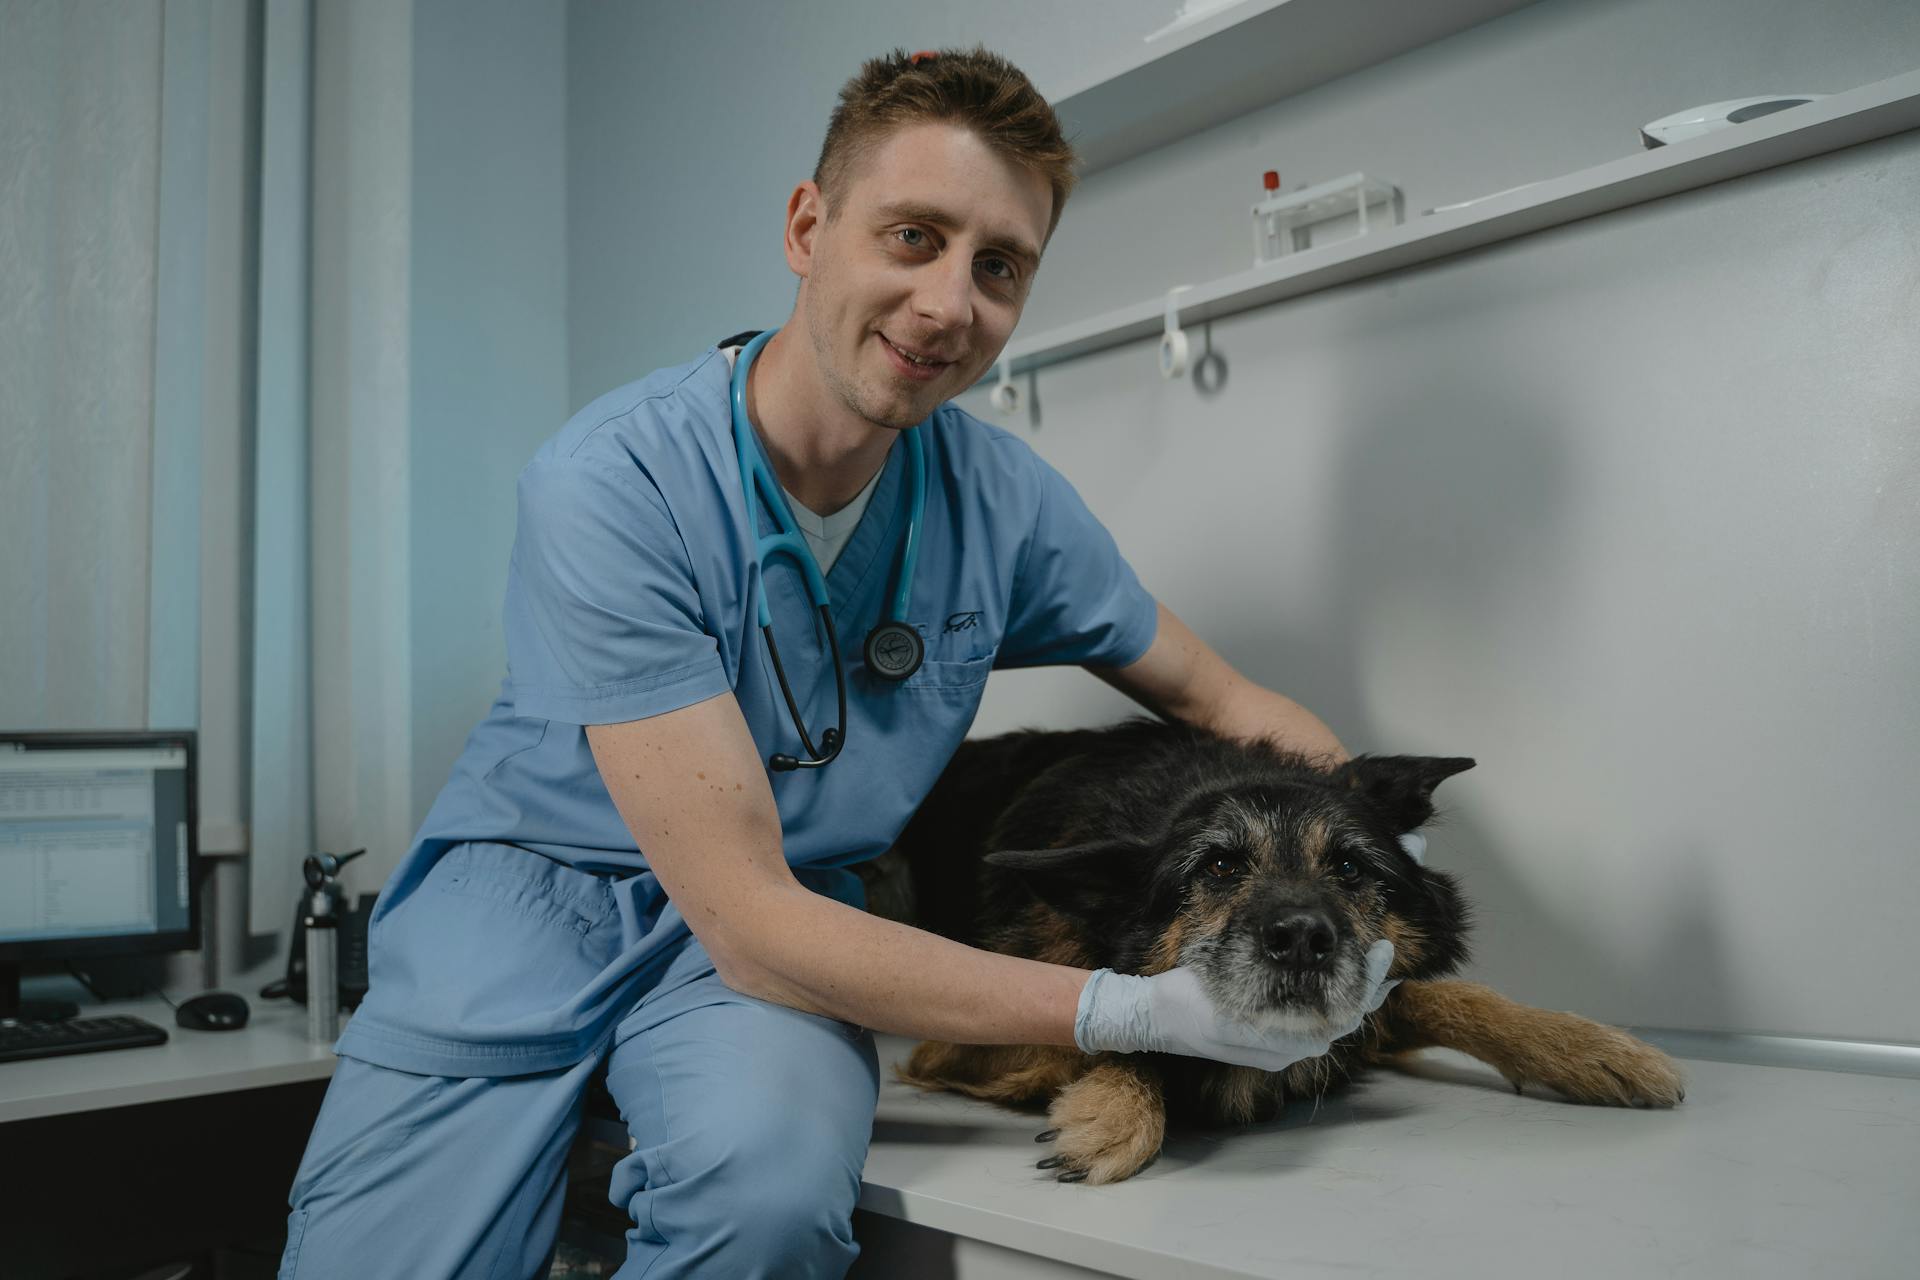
[721,344,883,575]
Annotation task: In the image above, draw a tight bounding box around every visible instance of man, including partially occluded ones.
[278,46,1395,1279]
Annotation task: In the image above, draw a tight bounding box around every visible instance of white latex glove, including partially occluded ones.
[1074,939,1400,1072]
[1399,830,1428,865]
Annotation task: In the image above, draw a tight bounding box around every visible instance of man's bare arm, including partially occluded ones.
[1093,600,1348,764]
[587,693,1086,1044]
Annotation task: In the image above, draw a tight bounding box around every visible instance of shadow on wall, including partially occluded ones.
[1285,304,1748,1035]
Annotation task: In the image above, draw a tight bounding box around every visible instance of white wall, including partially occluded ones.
[408,0,569,839]
[563,0,1920,1045]
[297,0,569,918]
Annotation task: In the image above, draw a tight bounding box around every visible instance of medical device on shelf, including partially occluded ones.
[1640,94,1829,148]
[1252,171,1402,266]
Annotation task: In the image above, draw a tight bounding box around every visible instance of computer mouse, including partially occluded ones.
[176,991,251,1031]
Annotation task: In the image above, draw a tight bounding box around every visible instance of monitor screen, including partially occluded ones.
[0,732,199,959]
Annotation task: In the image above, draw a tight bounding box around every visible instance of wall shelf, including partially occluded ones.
[1048,0,1541,176]
[987,68,1920,384]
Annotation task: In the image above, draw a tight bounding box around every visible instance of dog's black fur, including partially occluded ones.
[871,717,1684,1184]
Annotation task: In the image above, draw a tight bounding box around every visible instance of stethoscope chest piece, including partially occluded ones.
[863,620,923,682]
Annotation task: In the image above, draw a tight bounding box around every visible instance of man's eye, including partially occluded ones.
[979,257,1015,281]
[1206,854,1242,879]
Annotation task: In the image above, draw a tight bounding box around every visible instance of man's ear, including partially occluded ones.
[1337,755,1476,831]
[984,840,1146,922]
[785,180,823,277]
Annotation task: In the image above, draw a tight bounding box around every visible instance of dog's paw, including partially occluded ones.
[1032,1065,1166,1184]
[1499,1013,1687,1108]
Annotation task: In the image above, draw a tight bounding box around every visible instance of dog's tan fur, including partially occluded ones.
[1042,1062,1167,1184]
[1364,979,1686,1108]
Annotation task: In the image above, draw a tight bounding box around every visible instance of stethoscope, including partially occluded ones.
[730,327,928,772]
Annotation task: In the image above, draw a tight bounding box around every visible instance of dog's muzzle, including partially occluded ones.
[1189,901,1375,1036]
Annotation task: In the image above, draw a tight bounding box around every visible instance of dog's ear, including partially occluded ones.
[984,839,1147,921]
[984,840,1144,872]
[1337,755,1476,830]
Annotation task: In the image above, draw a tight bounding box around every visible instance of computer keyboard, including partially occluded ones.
[0,1014,170,1063]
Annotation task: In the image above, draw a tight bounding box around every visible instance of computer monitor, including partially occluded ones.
[0,730,199,1019]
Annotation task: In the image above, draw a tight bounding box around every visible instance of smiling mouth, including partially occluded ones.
[880,333,953,369]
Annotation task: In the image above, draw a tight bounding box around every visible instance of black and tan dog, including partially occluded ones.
[861,717,1685,1184]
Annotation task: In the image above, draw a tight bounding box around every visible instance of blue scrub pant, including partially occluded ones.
[276,924,881,1279]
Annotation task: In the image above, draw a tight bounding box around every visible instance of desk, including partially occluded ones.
[0,995,338,1124]
[1,997,337,1280]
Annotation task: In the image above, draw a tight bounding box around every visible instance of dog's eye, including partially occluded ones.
[1337,859,1362,882]
[1205,854,1243,879]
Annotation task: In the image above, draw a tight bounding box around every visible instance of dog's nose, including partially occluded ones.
[1263,910,1336,970]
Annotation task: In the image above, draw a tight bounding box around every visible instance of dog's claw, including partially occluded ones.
[1058,1169,1088,1183]
[1034,1129,1058,1143]
[1037,1155,1065,1170]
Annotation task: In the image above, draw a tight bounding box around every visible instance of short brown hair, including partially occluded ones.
[812,46,1078,246]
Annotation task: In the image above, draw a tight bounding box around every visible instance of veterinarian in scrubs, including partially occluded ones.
[278,48,1385,1280]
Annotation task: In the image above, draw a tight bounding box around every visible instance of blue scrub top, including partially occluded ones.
[339,342,1159,1075]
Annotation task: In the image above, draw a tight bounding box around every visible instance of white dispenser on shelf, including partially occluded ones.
[1252,171,1402,266]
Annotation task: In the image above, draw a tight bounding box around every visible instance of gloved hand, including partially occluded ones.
[1075,938,1399,1072]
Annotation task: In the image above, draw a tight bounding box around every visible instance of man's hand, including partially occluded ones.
[1074,939,1399,1071]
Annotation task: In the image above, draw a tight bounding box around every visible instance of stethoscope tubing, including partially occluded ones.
[730,327,928,770]
[732,331,832,623]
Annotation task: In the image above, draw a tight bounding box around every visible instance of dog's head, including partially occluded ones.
[985,753,1474,1038]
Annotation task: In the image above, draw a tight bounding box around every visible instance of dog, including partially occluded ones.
[860,717,1686,1184]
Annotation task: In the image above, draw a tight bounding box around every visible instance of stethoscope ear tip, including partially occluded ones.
[769,727,841,773]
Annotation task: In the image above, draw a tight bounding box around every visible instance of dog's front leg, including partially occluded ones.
[1368,979,1686,1107]
[1035,1055,1168,1184]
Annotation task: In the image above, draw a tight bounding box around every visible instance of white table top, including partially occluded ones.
[12,1006,1916,1280]
[861,1034,1920,1280]
[0,996,338,1124]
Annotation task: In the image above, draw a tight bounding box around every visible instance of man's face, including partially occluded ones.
[789,122,1052,431]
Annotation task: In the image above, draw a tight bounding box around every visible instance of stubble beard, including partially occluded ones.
[803,262,924,434]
